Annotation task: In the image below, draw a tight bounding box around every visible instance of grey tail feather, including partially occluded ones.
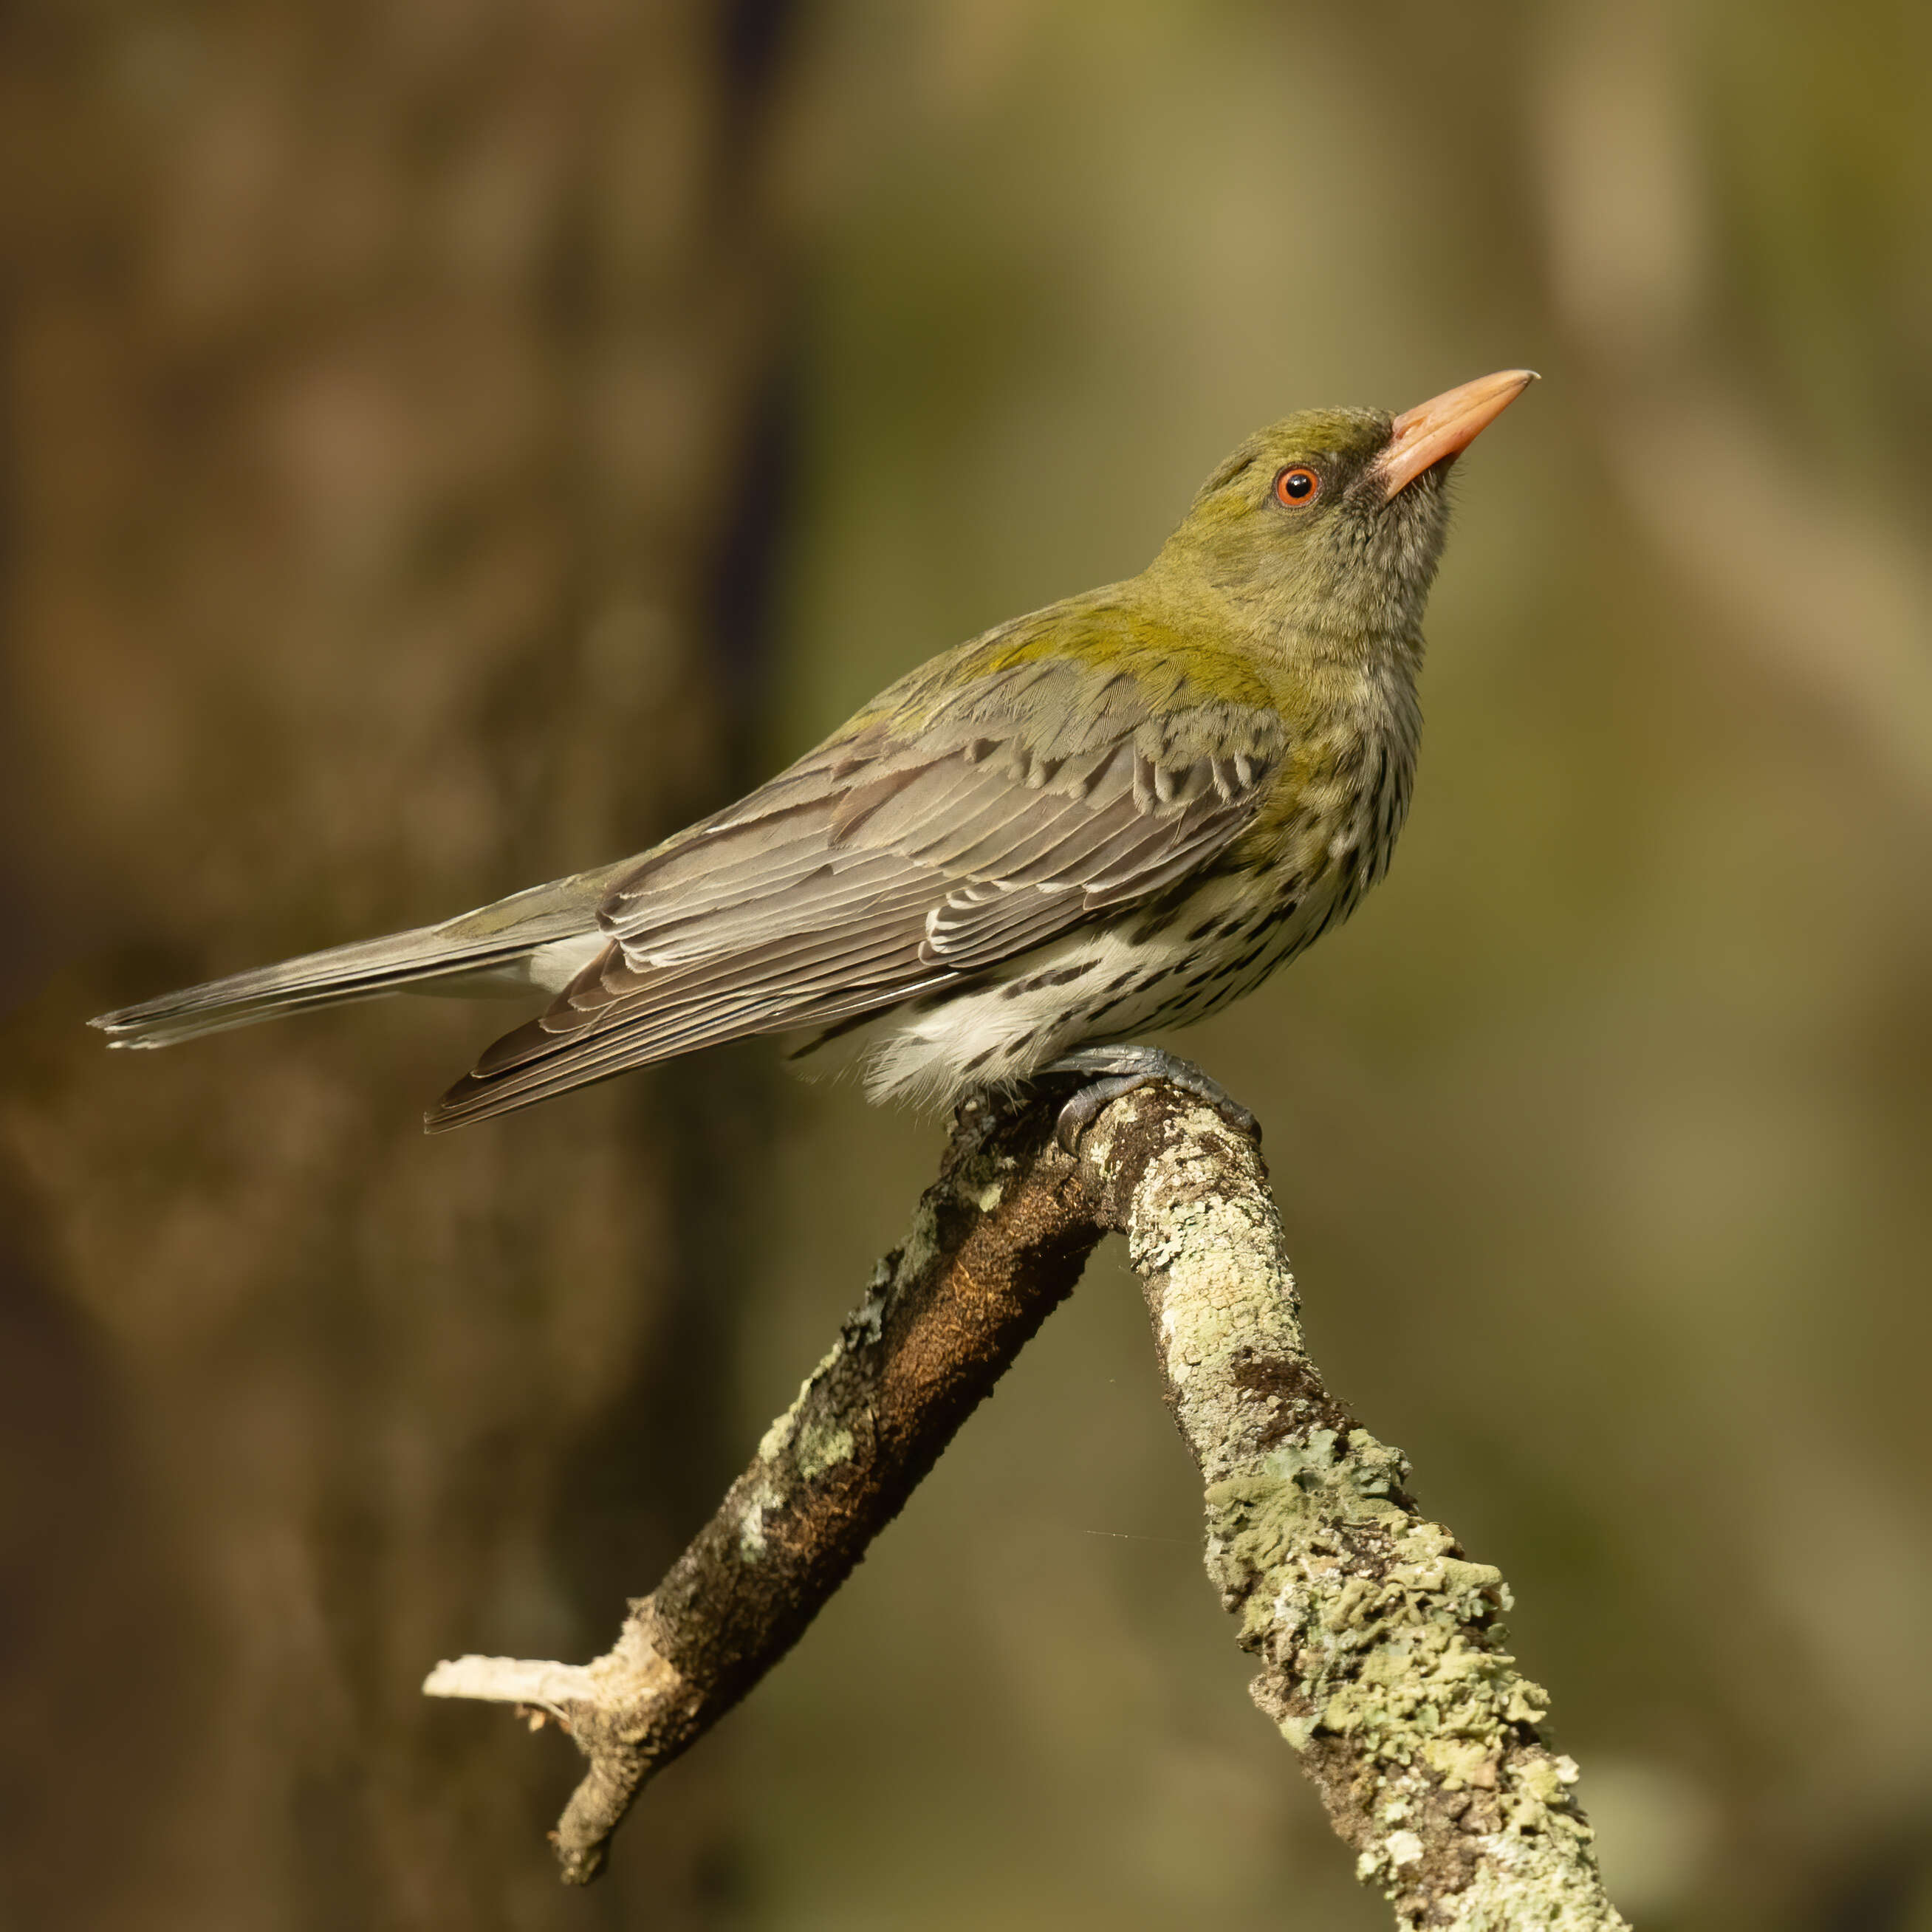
[89,867,618,1051]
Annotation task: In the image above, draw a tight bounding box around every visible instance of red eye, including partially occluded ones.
[1275,466,1320,507]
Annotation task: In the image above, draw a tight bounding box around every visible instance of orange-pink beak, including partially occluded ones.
[1374,369,1536,498]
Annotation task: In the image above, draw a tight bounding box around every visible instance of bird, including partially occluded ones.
[92,369,1535,1143]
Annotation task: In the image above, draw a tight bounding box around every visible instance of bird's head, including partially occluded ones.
[1158,369,1535,657]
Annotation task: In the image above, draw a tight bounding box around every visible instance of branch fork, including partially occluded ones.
[426,1083,1628,1928]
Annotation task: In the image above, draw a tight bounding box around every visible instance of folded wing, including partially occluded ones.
[428,654,1283,1128]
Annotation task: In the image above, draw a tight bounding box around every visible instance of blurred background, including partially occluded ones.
[3,1,1928,1928]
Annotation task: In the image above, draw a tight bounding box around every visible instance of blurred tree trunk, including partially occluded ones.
[0,3,795,1926]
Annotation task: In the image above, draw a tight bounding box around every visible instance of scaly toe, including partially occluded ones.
[1053,1074,1135,1154]
[1044,1048,1261,1151]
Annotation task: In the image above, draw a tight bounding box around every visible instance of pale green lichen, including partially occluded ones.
[754,1411,796,1468]
[734,1213,933,1566]
[1205,1425,1620,1925]
[757,1332,851,1468]
[1445,1832,1627,1932]
[741,1332,860,1561]
[738,1504,768,1562]
[1425,1734,1501,1790]
[795,1416,855,1481]
[1209,1428,1529,1768]
[1135,1188,1281,1367]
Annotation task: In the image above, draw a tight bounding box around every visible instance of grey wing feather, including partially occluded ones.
[427,660,1283,1128]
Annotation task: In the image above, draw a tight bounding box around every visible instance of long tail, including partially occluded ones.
[89,866,620,1050]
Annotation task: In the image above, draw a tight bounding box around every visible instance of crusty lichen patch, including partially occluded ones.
[1207,1429,1532,1755]
[739,1306,875,1560]
[795,1415,855,1481]
[1215,1433,1614,1925]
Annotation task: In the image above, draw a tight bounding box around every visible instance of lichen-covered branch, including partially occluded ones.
[426,1083,1628,1928]
[1077,1095,1628,1930]
[426,1092,1104,1883]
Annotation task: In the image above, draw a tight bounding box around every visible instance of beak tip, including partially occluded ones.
[1378,367,1538,498]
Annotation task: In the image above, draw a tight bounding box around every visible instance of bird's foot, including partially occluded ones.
[1041,1046,1261,1154]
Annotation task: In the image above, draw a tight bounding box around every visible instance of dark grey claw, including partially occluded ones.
[1041,1046,1261,1153]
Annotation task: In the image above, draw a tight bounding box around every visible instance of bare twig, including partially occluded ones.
[426,1083,1628,1927]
